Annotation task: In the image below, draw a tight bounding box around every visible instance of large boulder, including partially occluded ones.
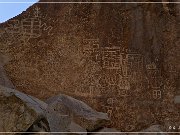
[0,85,50,133]
[141,125,168,135]
[91,128,123,135]
[129,125,168,135]
[46,94,109,132]
[0,85,109,134]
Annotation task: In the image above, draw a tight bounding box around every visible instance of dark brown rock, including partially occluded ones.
[0,0,179,132]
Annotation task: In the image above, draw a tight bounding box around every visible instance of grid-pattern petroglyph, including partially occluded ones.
[0,2,179,132]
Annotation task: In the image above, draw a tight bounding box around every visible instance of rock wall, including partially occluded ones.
[0,0,179,132]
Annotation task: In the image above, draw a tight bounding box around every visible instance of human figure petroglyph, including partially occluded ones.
[34,6,41,18]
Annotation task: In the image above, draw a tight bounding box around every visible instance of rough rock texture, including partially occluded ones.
[0,54,14,88]
[0,85,50,133]
[139,125,168,135]
[46,94,109,132]
[69,122,87,134]
[91,125,168,135]
[0,85,108,134]
[92,128,122,135]
[0,0,179,132]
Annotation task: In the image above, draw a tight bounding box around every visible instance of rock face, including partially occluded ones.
[0,0,179,132]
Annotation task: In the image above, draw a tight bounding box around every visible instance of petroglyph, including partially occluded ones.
[21,18,42,39]
[0,6,54,45]
[0,2,179,132]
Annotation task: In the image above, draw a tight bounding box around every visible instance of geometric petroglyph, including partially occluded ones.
[82,39,144,78]
[5,20,21,35]
[1,2,179,133]
[21,18,42,39]
[1,6,53,44]
[82,39,101,62]
[152,90,162,99]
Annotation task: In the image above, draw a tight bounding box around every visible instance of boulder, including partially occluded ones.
[0,85,50,134]
[69,121,87,134]
[0,85,109,134]
[46,94,109,132]
[140,125,168,135]
[91,128,124,135]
